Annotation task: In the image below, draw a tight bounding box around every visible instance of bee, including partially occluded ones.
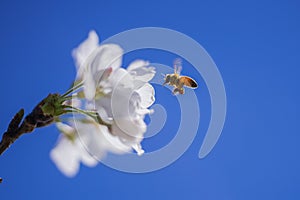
[163,59,198,95]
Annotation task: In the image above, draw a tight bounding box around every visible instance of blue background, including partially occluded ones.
[0,0,299,199]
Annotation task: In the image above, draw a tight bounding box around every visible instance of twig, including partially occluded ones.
[0,94,56,156]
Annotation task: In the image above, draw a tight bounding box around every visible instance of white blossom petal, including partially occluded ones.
[83,67,96,101]
[72,30,99,77]
[77,140,98,167]
[82,45,123,100]
[109,68,134,89]
[100,126,132,154]
[111,118,146,143]
[90,44,123,73]
[132,143,145,156]
[50,136,80,177]
[56,122,74,135]
[127,60,156,82]
[75,121,131,157]
[50,135,97,177]
[136,83,155,108]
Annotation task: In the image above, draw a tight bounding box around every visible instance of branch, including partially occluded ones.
[0,94,56,156]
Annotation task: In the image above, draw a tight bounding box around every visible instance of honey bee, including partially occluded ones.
[163,59,198,95]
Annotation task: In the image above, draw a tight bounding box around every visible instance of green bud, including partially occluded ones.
[41,94,65,116]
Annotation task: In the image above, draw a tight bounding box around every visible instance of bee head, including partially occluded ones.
[162,74,171,85]
[164,74,171,79]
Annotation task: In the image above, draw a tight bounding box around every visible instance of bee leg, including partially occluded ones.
[179,88,185,94]
[172,88,184,95]
[172,88,179,95]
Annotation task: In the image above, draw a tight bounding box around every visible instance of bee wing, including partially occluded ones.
[180,76,198,88]
[173,58,182,75]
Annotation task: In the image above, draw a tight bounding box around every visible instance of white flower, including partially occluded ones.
[50,122,98,177]
[93,64,155,155]
[72,30,123,100]
[51,120,135,177]
[51,30,156,177]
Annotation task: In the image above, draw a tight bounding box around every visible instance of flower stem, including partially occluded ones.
[63,105,111,128]
[62,81,83,98]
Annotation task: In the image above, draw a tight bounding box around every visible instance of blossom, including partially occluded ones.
[72,30,123,101]
[50,30,156,176]
[94,64,155,155]
[50,122,97,177]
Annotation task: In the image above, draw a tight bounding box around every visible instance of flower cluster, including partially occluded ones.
[50,31,156,177]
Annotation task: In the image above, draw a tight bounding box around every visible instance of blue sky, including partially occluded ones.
[0,0,300,199]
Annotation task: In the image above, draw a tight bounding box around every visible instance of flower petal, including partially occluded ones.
[50,136,80,177]
[132,143,144,156]
[82,45,124,100]
[127,60,156,82]
[90,44,123,73]
[109,68,134,89]
[72,30,99,77]
[56,122,75,135]
[75,121,131,158]
[100,125,132,154]
[75,134,98,167]
[83,67,96,101]
[136,83,155,108]
[111,118,146,142]
[50,130,98,177]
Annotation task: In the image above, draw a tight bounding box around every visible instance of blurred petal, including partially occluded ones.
[111,118,146,142]
[100,126,132,154]
[83,68,96,101]
[136,108,153,115]
[76,139,98,167]
[90,44,123,73]
[72,30,99,77]
[56,122,74,135]
[50,130,98,177]
[109,68,134,89]
[70,97,82,108]
[136,83,155,108]
[127,60,156,82]
[75,121,131,159]
[50,136,80,177]
[82,45,124,100]
[132,143,144,156]
[127,60,149,71]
